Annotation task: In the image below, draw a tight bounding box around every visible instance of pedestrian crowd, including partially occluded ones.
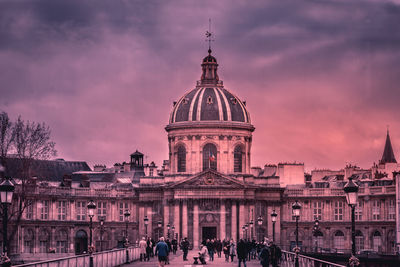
[199,238,282,267]
[137,236,281,267]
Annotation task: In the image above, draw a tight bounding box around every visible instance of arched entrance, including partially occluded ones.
[75,230,88,254]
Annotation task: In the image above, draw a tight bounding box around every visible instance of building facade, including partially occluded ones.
[3,49,400,262]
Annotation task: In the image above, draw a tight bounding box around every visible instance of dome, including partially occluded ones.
[169,87,251,124]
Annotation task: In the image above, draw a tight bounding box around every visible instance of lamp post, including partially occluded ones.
[245,224,249,240]
[144,215,149,237]
[271,209,277,243]
[0,178,15,263]
[257,216,263,242]
[157,221,162,240]
[249,220,254,240]
[312,219,319,253]
[242,225,245,239]
[292,200,301,267]
[344,178,360,266]
[124,210,131,263]
[167,223,170,238]
[100,217,104,252]
[172,225,175,240]
[87,200,96,267]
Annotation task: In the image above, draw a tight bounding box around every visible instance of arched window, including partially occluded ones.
[177,145,186,172]
[372,231,382,252]
[203,143,217,171]
[234,145,243,173]
[57,229,69,253]
[355,230,364,253]
[333,231,345,253]
[39,228,50,253]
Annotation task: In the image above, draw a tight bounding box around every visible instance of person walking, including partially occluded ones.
[259,243,270,267]
[155,237,169,267]
[223,239,230,262]
[206,239,215,261]
[139,237,147,261]
[237,239,247,267]
[216,239,222,258]
[181,237,190,261]
[171,238,178,255]
[229,239,236,262]
[269,242,282,267]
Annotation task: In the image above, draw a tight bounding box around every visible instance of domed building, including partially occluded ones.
[166,48,255,176]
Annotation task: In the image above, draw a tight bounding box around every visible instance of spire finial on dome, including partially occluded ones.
[205,18,214,52]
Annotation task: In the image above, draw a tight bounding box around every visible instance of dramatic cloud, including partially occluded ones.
[1,0,399,171]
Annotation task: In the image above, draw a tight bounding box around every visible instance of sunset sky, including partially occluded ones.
[1,0,399,172]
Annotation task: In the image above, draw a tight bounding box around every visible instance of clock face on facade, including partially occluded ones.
[203,173,214,185]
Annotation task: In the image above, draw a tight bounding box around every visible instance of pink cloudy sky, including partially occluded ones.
[1,0,399,172]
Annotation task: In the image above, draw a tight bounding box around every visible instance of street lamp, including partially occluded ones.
[344,178,360,266]
[171,225,175,240]
[167,223,171,238]
[313,219,320,253]
[144,215,149,237]
[124,210,131,263]
[249,220,254,240]
[245,224,249,240]
[0,178,14,262]
[292,200,301,267]
[99,218,104,252]
[87,200,96,267]
[257,216,263,242]
[271,209,278,243]
[157,221,162,240]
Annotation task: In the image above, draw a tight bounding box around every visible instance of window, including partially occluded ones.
[333,231,345,253]
[149,168,154,176]
[234,145,243,173]
[40,200,49,220]
[56,230,68,253]
[26,202,33,220]
[388,199,395,220]
[372,200,381,220]
[24,228,34,253]
[57,201,67,220]
[312,231,323,252]
[39,228,50,253]
[313,201,322,220]
[39,241,48,253]
[372,231,382,252]
[76,201,86,221]
[355,231,364,253]
[98,201,107,220]
[119,202,129,222]
[202,143,217,171]
[177,145,186,172]
[334,201,344,221]
[355,201,363,221]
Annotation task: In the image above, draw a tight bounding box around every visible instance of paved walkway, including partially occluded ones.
[124,251,262,267]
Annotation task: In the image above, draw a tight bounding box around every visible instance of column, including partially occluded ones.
[231,202,237,241]
[163,202,169,239]
[193,202,199,249]
[182,201,188,239]
[249,204,255,240]
[174,201,180,240]
[239,202,245,239]
[220,201,226,240]
[139,206,145,238]
[267,205,273,241]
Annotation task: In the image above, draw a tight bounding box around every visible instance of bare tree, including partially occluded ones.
[0,112,15,179]
[0,112,57,252]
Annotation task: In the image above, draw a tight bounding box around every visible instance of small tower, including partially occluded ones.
[130,150,145,177]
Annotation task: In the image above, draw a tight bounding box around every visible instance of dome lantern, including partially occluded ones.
[200,49,219,85]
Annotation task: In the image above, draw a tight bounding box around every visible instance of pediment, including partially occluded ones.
[169,169,245,189]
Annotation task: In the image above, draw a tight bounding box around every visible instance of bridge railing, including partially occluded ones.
[281,250,346,267]
[13,247,140,267]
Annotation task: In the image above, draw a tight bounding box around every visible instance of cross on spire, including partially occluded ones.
[205,18,214,53]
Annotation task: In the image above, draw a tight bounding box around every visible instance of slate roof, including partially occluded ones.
[4,158,91,181]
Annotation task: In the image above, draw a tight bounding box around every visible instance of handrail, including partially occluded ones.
[13,247,140,267]
[281,250,346,267]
